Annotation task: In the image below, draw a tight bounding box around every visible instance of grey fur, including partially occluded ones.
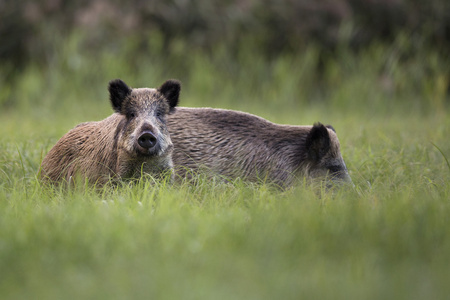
[168,107,351,188]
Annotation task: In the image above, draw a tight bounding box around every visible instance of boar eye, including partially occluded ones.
[129,112,136,118]
[328,166,341,173]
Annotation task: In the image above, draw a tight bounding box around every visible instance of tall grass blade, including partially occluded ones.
[431,141,450,172]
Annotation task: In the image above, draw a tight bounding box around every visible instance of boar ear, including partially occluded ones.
[305,123,331,162]
[108,79,132,113]
[158,79,181,111]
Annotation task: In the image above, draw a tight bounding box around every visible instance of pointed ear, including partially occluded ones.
[158,79,181,111]
[305,123,331,162]
[108,79,132,113]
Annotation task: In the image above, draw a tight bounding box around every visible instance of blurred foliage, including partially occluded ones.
[0,0,449,111]
[2,0,450,66]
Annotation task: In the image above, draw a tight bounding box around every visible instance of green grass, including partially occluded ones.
[1,35,449,299]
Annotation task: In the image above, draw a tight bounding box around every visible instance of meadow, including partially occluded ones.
[0,34,449,299]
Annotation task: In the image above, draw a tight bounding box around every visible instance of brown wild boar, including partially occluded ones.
[168,107,351,188]
[40,79,181,185]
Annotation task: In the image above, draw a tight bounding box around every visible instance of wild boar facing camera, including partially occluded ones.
[40,79,181,185]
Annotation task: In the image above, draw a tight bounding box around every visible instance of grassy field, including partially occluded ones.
[1,37,449,299]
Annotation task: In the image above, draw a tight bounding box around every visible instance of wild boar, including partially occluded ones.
[40,79,181,185]
[168,107,351,188]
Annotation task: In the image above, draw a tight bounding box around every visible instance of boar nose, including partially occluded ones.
[138,132,157,149]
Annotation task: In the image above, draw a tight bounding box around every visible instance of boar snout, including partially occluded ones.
[137,131,158,151]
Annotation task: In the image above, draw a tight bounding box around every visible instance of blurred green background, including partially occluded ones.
[1,0,449,116]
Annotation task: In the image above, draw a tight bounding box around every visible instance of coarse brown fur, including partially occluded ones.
[40,79,181,186]
[168,107,351,188]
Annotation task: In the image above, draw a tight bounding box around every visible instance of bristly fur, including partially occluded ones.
[325,124,336,133]
[168,107,351,188]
